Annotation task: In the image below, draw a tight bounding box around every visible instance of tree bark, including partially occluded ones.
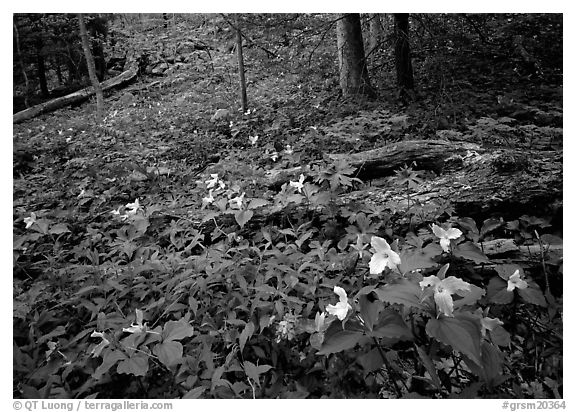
[13,68,137,124]
[367,14,382,57]
[336,14,375,97]
[78,13,105,119]
[36,49,49,98]
[236,15,248,113]
[394,13,414,97]
[14,22,30,108]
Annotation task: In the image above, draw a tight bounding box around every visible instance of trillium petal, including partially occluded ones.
[481,317,503,336]
[507,270,528,291]
[333,286,348,302]
[431,224,446,239]
[434,289,455,317]
[439,238,451,252]
[445,228,463,240]
[326,301,351,321]
[369,253,389,274]
[420,275,441,290]
[371,236,390,254]
[442,276,471,296]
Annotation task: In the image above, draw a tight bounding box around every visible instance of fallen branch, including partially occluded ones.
[13,68,138,124]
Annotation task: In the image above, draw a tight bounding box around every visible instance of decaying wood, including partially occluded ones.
[13,68,138,124]
[264,140,483,188]
[480,238,562,257]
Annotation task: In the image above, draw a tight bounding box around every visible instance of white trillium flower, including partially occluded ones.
[229,192,245,209]
[419,275,471,317]
[314,311,327,332]
[326,286,352,321]
[248,135,259,145]
[369,236,401,274]
[507,270,528,292]
[206,174,219,189]
[202,189,215,204]
[432,223,462,252]
[290,174,306,193]
[285,145,294,155]
[480,316,504,337]
[23,212,37,229]
[125,199,140,215]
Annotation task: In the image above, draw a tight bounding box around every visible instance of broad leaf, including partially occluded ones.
[519,282,547,307]
[183,386,206,399]
[369,308,413,341]
[375,278,424,310]
[486,276,513,304]
[415,345,442,390]
[398,243,441,274]
[239,321,255,353]
[453,241,489,264]
[163,320,194,342]
[358,294,380,332]
[248,198,268,209]
[454,284,485,309]
[480,218,503,238]
[48,223,70,235]
[234,210,254,228]
[154,341,183,367]
[243,361,272,387]
[116,353,149,376]
[357,348,384,376]
[426,314,482,365]
[317,329,367,355]
[92,349,126,380]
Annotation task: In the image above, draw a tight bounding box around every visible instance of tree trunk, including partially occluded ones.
[236,15,248,113]
[367,14,382,57]
[336,14,375,97]
[163,13,169,29]
[78,13,105,119]
[13,22,30,108]
[36,48,49,98]
[394,13,414,97]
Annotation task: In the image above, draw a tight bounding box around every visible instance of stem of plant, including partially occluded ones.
[372,337,403,398]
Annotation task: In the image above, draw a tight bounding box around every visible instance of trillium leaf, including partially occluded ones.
[398,244,441,274]
[163,320,194,342]
[239,321,255,353]
[518,283,547,307]
[494,264,522,281]
[415,345,442,390]
[454,284,485,309]
[358,294,381,332]
[243,361,273,387]
[48,223,70,235]
[183,386,206,399]
[92,349,127,380]
[453,241,490,264]
[426,313,482,365]
[117,353,149,376]
[154,340,183,368]
[370,308,413,341]
[357,348,384,376]
[480,218,504,238]
[375,278,424,310]
[234,210,253,228]
[317,329,367,355]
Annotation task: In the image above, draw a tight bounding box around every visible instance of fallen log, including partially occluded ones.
[13,68,138,124]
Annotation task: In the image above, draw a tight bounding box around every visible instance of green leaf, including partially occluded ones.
[163,320,194,342]
[494,264,522,281]
[519,282,547,307]
[540,234,562,245]
[154,340,183,368]
[453,284,485,309]
[234,209,254,228]
[183,386,206,399]
[426,314,482,365]
[357,348,384,376]
[486,276,513,304]
[375,278,424,310]
[370,308,413,341]
[489,324,511,347]
[116,353,149,376]
[317,329,367,356]
[358,294,380,332]
[453,241,490,263]
[480,218,503,238]
[48,223,70,235]
[248,198,268,209]
[398,243,441,274]
[415,345,442,390]
[243,361,272,387]
[92,349,126,380]
[239,321,255,353]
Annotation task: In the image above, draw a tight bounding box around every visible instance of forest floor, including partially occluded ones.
[13,17,563,399]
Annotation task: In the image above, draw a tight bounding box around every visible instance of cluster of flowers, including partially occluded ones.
[201,173,245,210]
[110,199,141,221]
[318,223,527,331]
